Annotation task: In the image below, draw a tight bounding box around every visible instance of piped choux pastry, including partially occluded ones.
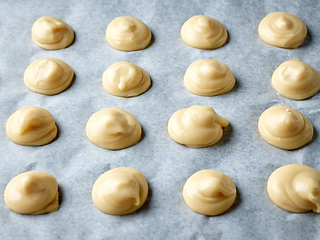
[92,167,148,215]
[168,105,229,148]
[106,16,151,51]
[184,59,235,96]
[86,108,141,150]
[102,62,151,97]
[268,164,320,213]
[4,171,59,215]
[258,106,313,150]
[32,16,74,50]
[272,60,320,100]
[181,15,228,49]
[183,170,236,216]
[24,58,74,95]
[258,12,307,49]
[6,106,57,146]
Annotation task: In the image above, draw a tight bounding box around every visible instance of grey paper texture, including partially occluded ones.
[0,0,320,239]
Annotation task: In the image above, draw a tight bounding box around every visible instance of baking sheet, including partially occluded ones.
[0,0,320,239]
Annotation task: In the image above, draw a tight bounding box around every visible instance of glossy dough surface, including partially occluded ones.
[24,58,74,95]
[86,108,141,150]
[103,62,151,97]
[183,170,236,216]
[92,167,148,215]
[268,164,320,213]
[258,106,313,150]
[32,16,74,50]
[168,105,229,148]
[106,16,151,51]
[4,171,59,215]
[6,106,57,146]
[272,60,320,100]
[181,15,228,49]
[184,59,235,96]
[258,12,307,48]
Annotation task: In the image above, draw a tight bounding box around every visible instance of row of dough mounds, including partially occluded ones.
[5,164,320,216]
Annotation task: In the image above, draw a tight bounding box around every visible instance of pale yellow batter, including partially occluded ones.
[92,167,148,215]
[181,15,228,49]
[168,105,229,148]
[258,106,313,150]
[184,59,235,96]
[6,106,57,146]
[4,171,59,215]
[106,16,151,51]
[272,60,320,100]
[183,170,236,216]
[258,12,307,48]
[24,58,74,95]
[86,108,141,150]
[268,164,320,213]
[32,16,74,50]
[103,62,151,97]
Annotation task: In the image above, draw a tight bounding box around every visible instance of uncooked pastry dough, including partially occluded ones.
[92,167,148,215]
[106,16,151,51]
[6,106,57,146]
[102,62,151,97]
[258,106,313,150]
[168,105,229,148]
[24,58,74,95]
[32,16,74,50]
[86,108,141,150]
[184,59,235,96]
[258,12,307,48]
[4,171,59,215]
[268,164,320,213]
[183,169,236,216]
[181,15,228,49]
[272,60,320,100]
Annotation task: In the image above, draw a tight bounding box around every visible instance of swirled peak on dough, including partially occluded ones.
[272,60,320,100]
[86,108,141,150]
[6,106,57,146]
[24,58,74,95]
[32,16,74,50]
[102,62,151,97]
[181,15,228,49]
[106,16,151,51]
[268,164,320,213]
[258,12,307,48]
[183,170,236,216]
[184,59,235,96]
[258,106,313,150]
[4,171,59,215]
[92,167,148,215]
[168,105,229,148]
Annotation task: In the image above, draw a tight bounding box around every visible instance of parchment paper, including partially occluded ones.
[0,0,320,239]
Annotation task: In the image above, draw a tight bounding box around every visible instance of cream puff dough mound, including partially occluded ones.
[4,171,59,215]
[92,167,148,215]
[183,170,236,216]
[106,16,151,51]
[103,62,151,97]
[181,15,228,49]
[32,16,74,50]
[86,108,141,150]
[24,58,74,95]
[268,164,320,213]
[6,106,57,146]
[168,106,229,148]
[184,59,235,96]
[258,106,313,150]
[258,12,307,48]
[272,60,320,100]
